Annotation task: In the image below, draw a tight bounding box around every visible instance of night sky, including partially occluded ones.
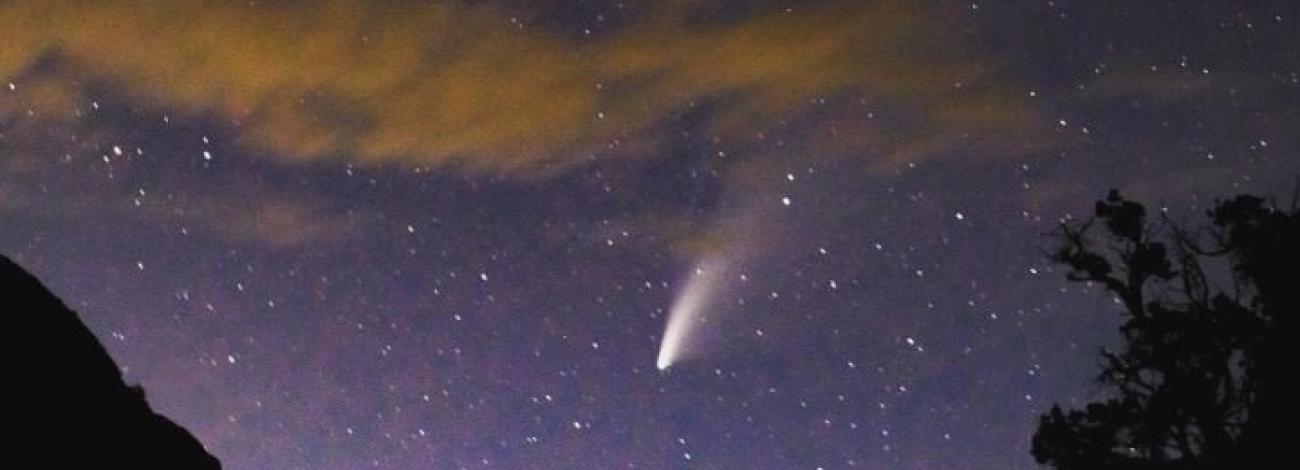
[2,1,1297,468]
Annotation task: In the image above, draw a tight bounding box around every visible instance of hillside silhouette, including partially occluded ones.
[3,255,221,468]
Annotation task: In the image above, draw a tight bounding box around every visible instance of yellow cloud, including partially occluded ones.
[198,198,357,248]
[1,0,1045,174]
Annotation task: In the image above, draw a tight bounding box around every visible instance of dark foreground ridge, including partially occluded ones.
[3,255,221,468]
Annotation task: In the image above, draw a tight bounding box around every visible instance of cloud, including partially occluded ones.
[0,123,356,248]
[188,196,358,248]
[1,0,1047,175]
[1,176,356,249]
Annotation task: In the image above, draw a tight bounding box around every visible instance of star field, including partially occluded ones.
[1,1,1297,468]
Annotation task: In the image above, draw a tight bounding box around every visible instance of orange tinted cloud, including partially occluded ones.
[1,0,1045,174]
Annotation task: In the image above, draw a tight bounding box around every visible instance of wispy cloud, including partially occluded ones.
[2,0,1047,175]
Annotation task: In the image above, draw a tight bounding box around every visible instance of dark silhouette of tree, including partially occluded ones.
[1031,190,1297,469]
[2,255,221,468]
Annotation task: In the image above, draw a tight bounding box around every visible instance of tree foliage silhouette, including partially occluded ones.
[1032,190,1297,469]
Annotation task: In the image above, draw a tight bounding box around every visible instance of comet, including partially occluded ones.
[656,257,726,370]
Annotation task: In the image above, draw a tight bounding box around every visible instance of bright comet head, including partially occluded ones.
[655,355,672,371]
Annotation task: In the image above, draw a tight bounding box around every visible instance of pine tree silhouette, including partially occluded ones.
[1031,190,1297,469]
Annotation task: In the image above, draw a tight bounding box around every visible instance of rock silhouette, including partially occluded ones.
[3,255,221,468]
